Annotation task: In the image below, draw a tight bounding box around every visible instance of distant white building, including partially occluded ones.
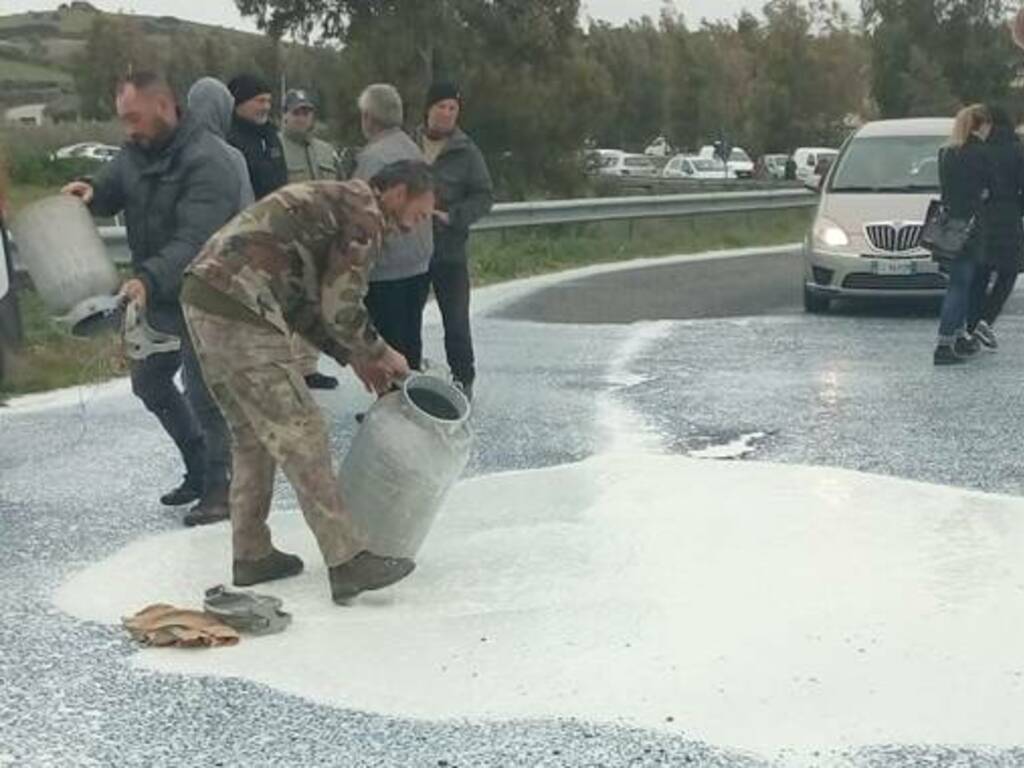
[4,104,49,126]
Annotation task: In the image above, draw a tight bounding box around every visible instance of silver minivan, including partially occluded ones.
[803,118,953,312]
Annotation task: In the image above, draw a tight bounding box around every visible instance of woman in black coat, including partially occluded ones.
[934,104,993,365]
[967,106,1024,348]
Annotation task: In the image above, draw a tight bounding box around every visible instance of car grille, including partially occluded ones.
[864,223,924,253]
[842,273,947,290]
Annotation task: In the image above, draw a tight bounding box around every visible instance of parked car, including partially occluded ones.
[51,142,97,160]
[50,142,120,162]
[599,153,660,178]
[760,153,790,180]
[585,148,624,175]
[802,118,951,313]
[79,144,120,162]
[662,154,732,180]
[698,146,755,178]
[644,136,673,157]
[792,147,839,186]
[810,154,837,190]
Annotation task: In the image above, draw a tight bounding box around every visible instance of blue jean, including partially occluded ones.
[937,258,977,343]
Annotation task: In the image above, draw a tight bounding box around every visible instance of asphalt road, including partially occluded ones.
[4,245,1024,767]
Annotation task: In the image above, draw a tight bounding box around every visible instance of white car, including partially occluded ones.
[644,136,673,157]
[793,147,839,186]
[598,153,660,178]
[51,142,120,162]
[761,153,790,180]
[662,154,732,180]
[698,146,755,178]
[79,144,120,162]
[802,118,951,312]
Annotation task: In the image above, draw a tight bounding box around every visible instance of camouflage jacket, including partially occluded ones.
[185,180,387,363]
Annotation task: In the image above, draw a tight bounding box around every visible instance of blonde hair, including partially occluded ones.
[950,104,991,147]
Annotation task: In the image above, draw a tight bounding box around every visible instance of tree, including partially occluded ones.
[73,15,152,119]
[862,0,1016,116]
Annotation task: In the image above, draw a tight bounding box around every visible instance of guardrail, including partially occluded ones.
[91,188,817,263]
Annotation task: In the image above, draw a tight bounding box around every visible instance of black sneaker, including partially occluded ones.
[160,476,202,507]
[305,372,339,390]
[329,551,416,604]
[974,320,998,350]
[234,549,305,587]
[954,335,981,358]
[934,344,964,366]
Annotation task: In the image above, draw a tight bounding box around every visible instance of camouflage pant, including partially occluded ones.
[183,305,364,566]
[290,333,321,377]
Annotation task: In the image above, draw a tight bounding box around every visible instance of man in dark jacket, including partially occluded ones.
[227,74,288,201]
[62,71,239,525]
[416,82,493,400]
[967,106,1024,349]
[228,75,338,391]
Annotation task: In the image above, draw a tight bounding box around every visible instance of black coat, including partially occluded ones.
[415,128,494,265]
[979,127,1024,272]
[939,134,992,263]
[228,116,288,201]
[89,115,241,334]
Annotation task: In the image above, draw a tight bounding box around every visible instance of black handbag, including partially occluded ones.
[920,198,976,262]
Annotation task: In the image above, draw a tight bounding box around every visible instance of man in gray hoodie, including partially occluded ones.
[187,77,255,209]
[352,84,433,370]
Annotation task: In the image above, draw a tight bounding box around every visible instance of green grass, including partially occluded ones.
[469,208,813,285]
[7,183,52,214]
[0,56,71,84]
[0,208,812,399]
[0,288,126,398]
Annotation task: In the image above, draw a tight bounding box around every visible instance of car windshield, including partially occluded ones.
[600,155,620,167]
[731,149,751,163]
[829,136,945,192]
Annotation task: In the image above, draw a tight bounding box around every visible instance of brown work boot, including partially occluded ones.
[186,493,232,528]
[329,551,416,604]
[233,549,304,587]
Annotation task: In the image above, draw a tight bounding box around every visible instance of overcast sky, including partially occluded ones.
[4,1,862,32]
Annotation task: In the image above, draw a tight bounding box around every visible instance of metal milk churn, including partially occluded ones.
[9,195,121,336]
[338,373,473,560]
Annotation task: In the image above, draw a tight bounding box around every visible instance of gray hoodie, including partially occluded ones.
[187,78,255,208]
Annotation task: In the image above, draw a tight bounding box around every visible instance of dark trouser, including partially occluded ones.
[937,258,977,343]
[129,337,231,501]
[430,260,475,386]
[364,273,431,370]
[967,266,1018,330]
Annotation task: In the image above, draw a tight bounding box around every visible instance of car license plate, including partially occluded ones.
[874,259,913,276]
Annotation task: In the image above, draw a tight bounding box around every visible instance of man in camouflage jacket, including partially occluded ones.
[180,160,435,604]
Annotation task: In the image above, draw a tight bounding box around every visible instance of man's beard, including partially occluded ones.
[133,117,175,151]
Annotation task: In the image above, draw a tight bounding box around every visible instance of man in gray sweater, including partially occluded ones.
[351,84,433,370]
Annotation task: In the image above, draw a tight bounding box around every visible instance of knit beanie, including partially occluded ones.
[228,74,272,106]
[425,81,462,112]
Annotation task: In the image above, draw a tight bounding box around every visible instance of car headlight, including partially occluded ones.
[813,218,850,249]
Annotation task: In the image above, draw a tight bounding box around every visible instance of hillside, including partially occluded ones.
[0,2,266,111]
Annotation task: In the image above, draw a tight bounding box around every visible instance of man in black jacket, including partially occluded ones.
[62,71,240,526]
[227,74,288,201]
[227,74,338,391]
[416,82,494,400]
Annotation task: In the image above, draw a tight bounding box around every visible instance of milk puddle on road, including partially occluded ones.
[55,321,1024,762]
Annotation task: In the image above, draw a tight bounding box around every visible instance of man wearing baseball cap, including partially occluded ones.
[280,89,340,183]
